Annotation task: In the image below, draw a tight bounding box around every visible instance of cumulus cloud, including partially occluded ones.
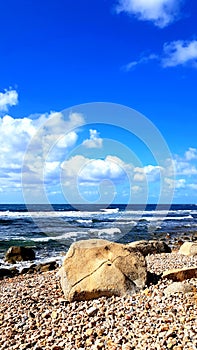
[162,40,197,67]
[165,178,186,189]
[0,89,18,112]
[61,155,131,186]
[185,147,197,161]
[82,129,103,148]
[0,112,84,191]
[172,148,197,176]
[116,0,183,28]
[133,165,163,182]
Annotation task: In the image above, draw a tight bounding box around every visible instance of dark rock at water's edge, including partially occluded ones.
[0,261,59,279]
[20,261,59,274]
[35,261,59,273]
[5,246,36,264]
[0,267,19,279]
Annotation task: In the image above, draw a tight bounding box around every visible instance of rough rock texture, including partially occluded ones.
[58,239,147,302]
[164,282,196,296]
[128,240,171,256]
[162,266,197,281]
[179,242,197,256]
[1,252,197,350]
[5,246,35,264]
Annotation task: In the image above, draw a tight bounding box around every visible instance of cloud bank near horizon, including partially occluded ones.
[0,89,196,203]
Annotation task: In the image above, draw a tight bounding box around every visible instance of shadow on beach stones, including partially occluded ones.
[146,271,162,287]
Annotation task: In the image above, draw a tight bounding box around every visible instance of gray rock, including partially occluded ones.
[128,240,171,256]
[164,282,196,296]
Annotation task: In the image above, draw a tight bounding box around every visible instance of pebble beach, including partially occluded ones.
[0,252,197,350]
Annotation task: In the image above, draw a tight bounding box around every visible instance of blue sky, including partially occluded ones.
[0,0,197,204]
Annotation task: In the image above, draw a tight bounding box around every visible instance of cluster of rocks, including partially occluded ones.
[0,247,196,350]
[0,246,58,279]
[58,239,197,302]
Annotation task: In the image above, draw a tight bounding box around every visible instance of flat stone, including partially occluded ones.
[162,266,197,281]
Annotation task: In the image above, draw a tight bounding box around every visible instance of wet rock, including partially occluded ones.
[0,267,19,279]
[5,246,35,264]
[0,268,12,279]
[58,239,147,302]
[128,240,171,256]
[35,261,58,273]
[20,264,37,275]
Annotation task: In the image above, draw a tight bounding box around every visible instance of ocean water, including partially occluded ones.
[0,204,196,269]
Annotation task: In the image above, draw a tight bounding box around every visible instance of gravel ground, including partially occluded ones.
[0,252,197,350]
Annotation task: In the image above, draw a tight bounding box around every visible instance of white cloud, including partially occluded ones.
[56,131,78,149]
[61,155,131,185]
[175,160,197,176]
[172,148,197,176]
[162,40,197,67]
[131,185,141,193]
[185,147,197,161]
[165,178,186,189]
[116,0,183,28]
[0,112,84,190]
[123,40,197,71]
[0,89,18,112]
[188,184,197,190]
[122,54,158,71]
[82,129,103,148]
[133,165,162,182]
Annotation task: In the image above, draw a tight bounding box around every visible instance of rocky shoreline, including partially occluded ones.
[1,247,197,350]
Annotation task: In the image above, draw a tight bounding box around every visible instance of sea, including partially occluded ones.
[0,204,197,270]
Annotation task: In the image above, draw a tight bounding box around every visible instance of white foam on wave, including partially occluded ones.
[31,231,86,242]
[76,219,93,224]
[141,215,193,222]
[89,227,121,236]
[0,210,108,219]
[100,208,119,214]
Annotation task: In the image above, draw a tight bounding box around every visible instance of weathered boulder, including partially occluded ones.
[164,282,196,297]
[5,246,35,264]
[162,266,197,281]
[58,239,147,302]
[178,242,197,256]
[128,240,171,256]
